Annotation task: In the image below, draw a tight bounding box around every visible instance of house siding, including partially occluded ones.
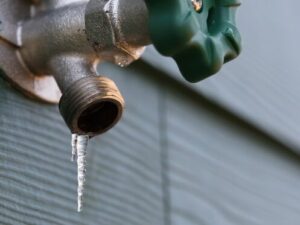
[1,61,300,224]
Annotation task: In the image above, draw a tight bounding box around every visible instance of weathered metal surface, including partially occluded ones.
[86,0,149,66]
[0,0,149,103]
[21,0,148,86]
[0,0,61,103]
[1,0,244,105]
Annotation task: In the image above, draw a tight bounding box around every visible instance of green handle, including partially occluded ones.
[145,0,242,82]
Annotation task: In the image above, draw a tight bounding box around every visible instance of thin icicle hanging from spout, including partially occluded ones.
[76,135,89,212]
[71,134,89,212]
[71,134,78,162]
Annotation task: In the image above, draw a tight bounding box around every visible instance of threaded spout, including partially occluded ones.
[59,76,125,137]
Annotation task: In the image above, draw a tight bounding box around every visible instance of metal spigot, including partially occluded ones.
[0,0,242,110]
[0,0,242,212]
[18,0,146,135]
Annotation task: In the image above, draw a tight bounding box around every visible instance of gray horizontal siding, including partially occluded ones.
[165,84,300,225]
[1,58,300,224]
[0,64,164,225]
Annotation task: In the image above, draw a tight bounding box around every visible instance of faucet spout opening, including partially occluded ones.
[78,101,119,133]
[47,55,124,137]
[59,76,125,137]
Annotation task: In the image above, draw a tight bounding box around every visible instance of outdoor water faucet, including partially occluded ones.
[0,0,241,136]
[20,0,140,137]
[0,0,242,211]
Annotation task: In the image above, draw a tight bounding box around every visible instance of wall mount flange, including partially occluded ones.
[0,0,61,104]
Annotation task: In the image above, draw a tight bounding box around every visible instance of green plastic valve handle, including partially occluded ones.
[144,0,242,82]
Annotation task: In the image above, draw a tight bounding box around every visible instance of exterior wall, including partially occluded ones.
[0,64,164,225]
[165,83,300,225]
[1,62,300,224]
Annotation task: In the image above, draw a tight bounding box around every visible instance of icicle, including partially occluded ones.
[71,134,78,162]
[76,135,89,212]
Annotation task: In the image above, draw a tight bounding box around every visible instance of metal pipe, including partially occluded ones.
[48,55,96,92]
[21,2,94,75]
[18,0,150,136]
[85,0,150,66]
[21,0,150,74]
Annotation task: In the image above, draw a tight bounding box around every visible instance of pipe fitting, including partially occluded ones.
[85,0,150,66]
[17,0,149,135]
[1,0,243,105]
[48,55,125,137]
[59,76,124,137]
